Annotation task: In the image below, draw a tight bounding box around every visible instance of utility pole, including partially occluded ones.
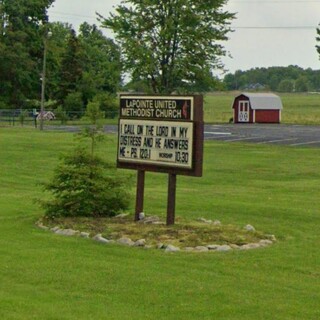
[40,28,51,131]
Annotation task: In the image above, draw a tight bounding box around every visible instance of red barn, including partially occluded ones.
[232,93,283,124]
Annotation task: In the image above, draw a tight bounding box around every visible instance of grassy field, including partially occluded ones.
[204,92,320,124]
[1,92,320,127]
[1,128,320,319]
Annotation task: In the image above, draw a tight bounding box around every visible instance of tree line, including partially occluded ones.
[0,0,236,113]
[1,0,320,115]
[0,0,121,116]
[223,65,320,93]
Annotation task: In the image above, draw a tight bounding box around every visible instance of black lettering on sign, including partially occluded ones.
[118,119,194,169]
[156,126,169,137]
[131,148,138,158]
[137,125,144,135]
[155,138,161,148]
[119,147,126,157]
[163,139,188,150]
[175,151,189,164]
[119,136,142,147]
[146,125,154,136]
[179,127,188,138]
[143,137,153,148]
[140,148,151,159]
[159,152,174,159]
[124,124,135,134]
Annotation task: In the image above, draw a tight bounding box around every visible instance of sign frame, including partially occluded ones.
[117,94,203,177]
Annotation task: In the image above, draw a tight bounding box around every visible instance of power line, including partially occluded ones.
[233,26,318,29]
[49,11,98,20]
[49,14,319,30]
[49,8,320,31]
[231,0,320,3]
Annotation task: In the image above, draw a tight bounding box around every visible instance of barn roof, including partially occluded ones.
[236,92,283,110]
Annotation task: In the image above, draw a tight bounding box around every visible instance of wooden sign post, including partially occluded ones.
[117,95,203,225]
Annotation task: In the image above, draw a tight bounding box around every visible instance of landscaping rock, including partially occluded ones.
[216,245,232,252]
[207,244,220,250]
[134,239,146,247]
[55,228,79,236]
[37,223,49,230]
[198,218,212,224]
[244,224,256,232]
[138,212,145,220]
[115,213,129,219]
[165,245,180,252]
[80,232,90,238]
[157,243,165,249]
[93,234,110,244]
[143,216,160,224]
[118,237,135,246]
[194,246,209,252]
[259,239,273,246]
[240,243,261,250]
[266,234,277,242]
[39,216,275,254]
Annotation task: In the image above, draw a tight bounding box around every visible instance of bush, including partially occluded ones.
[84,101,104,125]
[64,92,84,118]
[18,110,29,126]
[92,93,118,118]
[41,148,131,218]
[54,106,68,124]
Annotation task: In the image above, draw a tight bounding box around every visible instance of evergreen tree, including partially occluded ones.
[40,102,131,218]
[57,29,83,105]
[45,22,73,102]
[78,22,121,104]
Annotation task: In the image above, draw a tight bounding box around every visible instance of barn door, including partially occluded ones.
[238,101,250,122]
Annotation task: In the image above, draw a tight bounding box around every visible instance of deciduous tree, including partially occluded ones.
[100,0,234,94]
[316,25,320,57]
[0,0,54,108]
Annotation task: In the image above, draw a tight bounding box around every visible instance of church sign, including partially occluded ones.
[117,95,203,177]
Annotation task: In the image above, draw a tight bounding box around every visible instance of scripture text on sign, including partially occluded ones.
[118,119,193,169]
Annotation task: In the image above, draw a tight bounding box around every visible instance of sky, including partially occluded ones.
[48,0,320,75]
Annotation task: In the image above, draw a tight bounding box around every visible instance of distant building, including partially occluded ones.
[232,92,283,123]
[243,83,266,91]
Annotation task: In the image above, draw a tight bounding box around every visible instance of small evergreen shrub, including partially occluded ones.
[41,148,131,218]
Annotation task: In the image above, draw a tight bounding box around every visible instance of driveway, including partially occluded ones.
[204,124,320,147]
[45,123,320,147]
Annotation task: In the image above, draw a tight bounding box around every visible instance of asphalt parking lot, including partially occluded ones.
[204,124,320,147]
[46,123,320,147]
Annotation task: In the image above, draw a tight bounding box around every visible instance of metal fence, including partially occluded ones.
[0,109,119,127]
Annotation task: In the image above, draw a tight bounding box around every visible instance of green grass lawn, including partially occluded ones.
[0,128,320,319]
[204,92,320,124]
[2,92,320,127]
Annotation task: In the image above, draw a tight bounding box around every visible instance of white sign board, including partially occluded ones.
[118,119,194,169]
